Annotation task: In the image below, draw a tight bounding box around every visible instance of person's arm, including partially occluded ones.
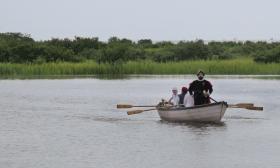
[183,95,188,107]
[173,96,179,106]
[168,97,172,103]
[208,81,213,94]
[184,95,194,107]
[189,82,194,95]
[202,81,213,97]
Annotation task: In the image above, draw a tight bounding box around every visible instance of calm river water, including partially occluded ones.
[0,75,279,168]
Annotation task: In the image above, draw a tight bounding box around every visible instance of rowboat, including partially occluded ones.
[157,101,228,122]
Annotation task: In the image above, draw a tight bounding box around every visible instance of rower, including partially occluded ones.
[168,87,180,106]
[178,86,194,107]
[189,70,213,105]
[183,88,194,107]
[178,87,188,106]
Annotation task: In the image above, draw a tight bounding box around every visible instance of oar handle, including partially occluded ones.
[209,97,218,103]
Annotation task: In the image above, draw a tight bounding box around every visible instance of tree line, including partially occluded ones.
[0,32,279,64]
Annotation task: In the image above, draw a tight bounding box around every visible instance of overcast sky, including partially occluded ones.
[0,0,279,41]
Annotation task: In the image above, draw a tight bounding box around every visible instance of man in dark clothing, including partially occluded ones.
[189,70,213,105]
[178,87,188,106]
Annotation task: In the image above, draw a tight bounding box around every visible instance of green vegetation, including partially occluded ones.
[0,32,279,76]
[0,59,279,76]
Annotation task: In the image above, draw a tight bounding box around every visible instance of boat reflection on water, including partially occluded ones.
[158,119,226,128]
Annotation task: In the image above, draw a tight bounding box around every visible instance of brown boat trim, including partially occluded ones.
[157,101,228,111]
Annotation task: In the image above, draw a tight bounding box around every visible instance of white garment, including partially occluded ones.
[169,94,180,106]
[184,94,194,107]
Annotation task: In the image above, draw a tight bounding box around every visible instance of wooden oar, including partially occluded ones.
[209,97,218,103]
[117,104,156,108]
[127,108,157,115]
[228,104,263,111]
[244,106,263,111]
[209,97,255,108]
[228,103,254,108]
[228,103,263,111]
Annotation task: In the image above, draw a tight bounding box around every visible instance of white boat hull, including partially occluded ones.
[157,102,228,122]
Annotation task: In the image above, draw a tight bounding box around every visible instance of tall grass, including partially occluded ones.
[0,59,279,77]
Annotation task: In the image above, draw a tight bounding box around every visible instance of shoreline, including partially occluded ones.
[1,74,280,80]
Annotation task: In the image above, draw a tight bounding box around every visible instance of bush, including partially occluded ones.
[40,45,77,62]
[0,45,10,62]
[9,43,38,63]
[149,49,176,62]
[1,32,280,64]
[99,43,130,63]
[78,48,101,60]
[171,40,210,60]
[254,46,280,63]
[125,47,146,60]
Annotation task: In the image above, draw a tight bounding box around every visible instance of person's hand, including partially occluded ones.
[203,90,210,97]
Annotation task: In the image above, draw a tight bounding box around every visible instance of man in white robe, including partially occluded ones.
[184,93,194,107]
[168,87,180,106]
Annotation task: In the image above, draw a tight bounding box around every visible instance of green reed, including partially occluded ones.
[0,59,279,77]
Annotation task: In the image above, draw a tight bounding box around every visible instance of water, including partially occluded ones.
[0,76,279,168]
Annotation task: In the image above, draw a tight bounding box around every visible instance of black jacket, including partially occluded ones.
[189,79,213,95]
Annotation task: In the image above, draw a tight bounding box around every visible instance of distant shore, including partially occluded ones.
[0,59,279,77]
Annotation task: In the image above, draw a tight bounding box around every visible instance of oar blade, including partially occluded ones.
[117,104,133,108]
[228,103,254,108]
[127,110,144,115]
[246,106,264,111]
